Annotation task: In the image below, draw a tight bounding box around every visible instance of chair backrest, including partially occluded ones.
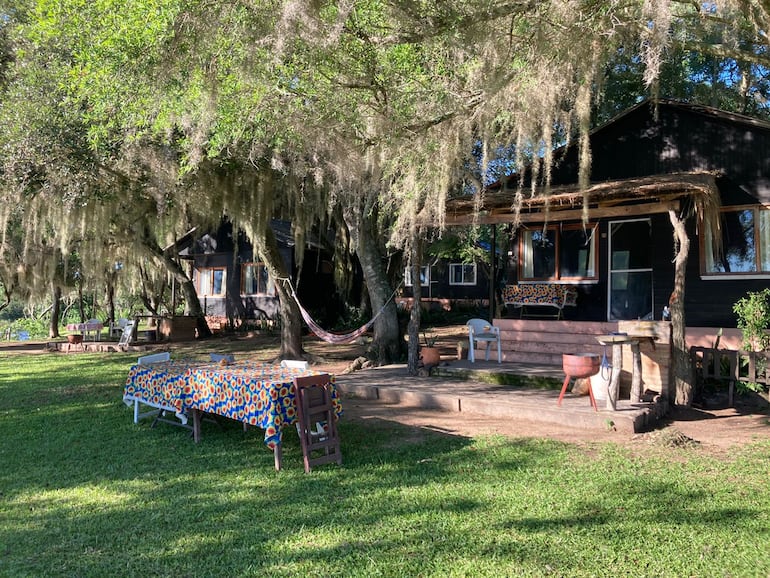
[118,321,135,346]
[210,353,235,363]
[87,318,101,325]
[293,373,341,473]
[467,318,494,333]
[138,351,170,365]
[281,359,309,370]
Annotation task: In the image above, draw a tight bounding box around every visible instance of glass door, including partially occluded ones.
[608,219,653,321]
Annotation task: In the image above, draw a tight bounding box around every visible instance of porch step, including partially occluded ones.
[501,350,577,366]
[336,363,665,434]
[492,319,617,365]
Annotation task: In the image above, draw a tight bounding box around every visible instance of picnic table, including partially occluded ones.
[66,320,104,341]
[123,360,342,470]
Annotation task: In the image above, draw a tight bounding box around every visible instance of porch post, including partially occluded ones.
[489,224,496,320]
[668,208,692,407]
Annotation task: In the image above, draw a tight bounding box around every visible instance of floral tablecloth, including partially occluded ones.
[123,360,341,449]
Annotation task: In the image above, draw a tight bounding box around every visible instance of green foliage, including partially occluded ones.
[1,354,769,576]
[733,288,770,351]
[0,317,48,340]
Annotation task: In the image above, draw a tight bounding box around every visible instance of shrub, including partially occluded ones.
[733,288,770,351]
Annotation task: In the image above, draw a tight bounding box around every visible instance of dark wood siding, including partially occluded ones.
[547,101,770,203]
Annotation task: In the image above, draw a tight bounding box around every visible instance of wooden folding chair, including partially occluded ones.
[293,374,342,473]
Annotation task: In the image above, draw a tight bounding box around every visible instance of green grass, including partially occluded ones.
[1,353,769,577]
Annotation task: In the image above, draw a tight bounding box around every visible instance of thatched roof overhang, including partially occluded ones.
[443,172,721,226]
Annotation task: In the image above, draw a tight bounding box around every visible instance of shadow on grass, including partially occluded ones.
[1,354,768,576]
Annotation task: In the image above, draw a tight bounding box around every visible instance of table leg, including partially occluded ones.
[274,442,283,471]
[192,409,202,443]
[630,342,642,402]
[606,343,622,411]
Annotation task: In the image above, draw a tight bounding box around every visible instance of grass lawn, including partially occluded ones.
[1,352,769,577]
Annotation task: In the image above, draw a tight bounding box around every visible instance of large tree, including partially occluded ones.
[5,0,770,384]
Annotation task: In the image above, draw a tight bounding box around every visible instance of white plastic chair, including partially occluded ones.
[466,318,502,363]
[281,359,309,370]
[118,321,135,348]
[109,318,129,338]
[128,351,190,430]
[138,351,171,365]
[210,353,235,363]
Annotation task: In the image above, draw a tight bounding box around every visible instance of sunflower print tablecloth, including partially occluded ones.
[124,360,341,449]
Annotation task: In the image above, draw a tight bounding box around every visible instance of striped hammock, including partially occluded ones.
[283,279,397,345]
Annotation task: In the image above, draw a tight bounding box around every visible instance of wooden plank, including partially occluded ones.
[445,200,680,225]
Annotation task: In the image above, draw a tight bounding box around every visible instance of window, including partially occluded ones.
[519,224,597,281]
[241,262,274,295]
[704,206,770,276]
[195,267,226,296]
[449,263,477,285]
[404,265,430,286]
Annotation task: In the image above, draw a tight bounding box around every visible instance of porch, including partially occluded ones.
[334,359,666,435]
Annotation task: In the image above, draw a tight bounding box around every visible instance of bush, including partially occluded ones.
[733,288,770,351]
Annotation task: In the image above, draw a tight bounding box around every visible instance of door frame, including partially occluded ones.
[606,217,654,321]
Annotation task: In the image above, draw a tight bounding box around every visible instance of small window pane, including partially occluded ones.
[708,209,756,273]
[405,266,430,286]
[242,263,272,295]
[610,221,651,269]
[211,270,225,295]
[759,210,770,271]
[243,265,257,294]
[559,228,596,278]
[449,263,476,285]
[522,229,556,279]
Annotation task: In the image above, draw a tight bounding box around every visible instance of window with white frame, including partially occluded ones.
[195,267,226,296]
[449,263,477,285]
[519,224,597,281]
[703,205,770,276]
[241,262,274,295]
[404,265,430,286]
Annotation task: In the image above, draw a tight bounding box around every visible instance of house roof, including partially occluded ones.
[442,98,770,226]
[444,171,720,225]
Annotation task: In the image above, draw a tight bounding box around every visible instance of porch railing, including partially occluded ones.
[689,346,770,406]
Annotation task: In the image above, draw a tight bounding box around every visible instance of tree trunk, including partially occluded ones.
[77,278,85,322]
[343,206,402,365]
[669,209,692,406]
[139,225,212,338]
[49,284,61,338]
[106,274,116,324]
[407,237,423,375]
[251,224,305,359]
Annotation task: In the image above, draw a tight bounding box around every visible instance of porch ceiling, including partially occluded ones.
[444,171,721,225]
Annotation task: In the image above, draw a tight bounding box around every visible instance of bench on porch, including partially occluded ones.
[502,283,578,319]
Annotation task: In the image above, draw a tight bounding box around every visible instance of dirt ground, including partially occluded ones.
[3,326,769,455]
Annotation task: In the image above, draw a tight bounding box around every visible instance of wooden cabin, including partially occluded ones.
[444,99,770,400]
[177,220,345,330]
[447,99,770,330]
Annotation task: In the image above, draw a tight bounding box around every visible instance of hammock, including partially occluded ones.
[281,278,399,345]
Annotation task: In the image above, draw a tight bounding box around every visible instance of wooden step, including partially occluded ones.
[499,329,612,345]
[501,339,605,356]
[500,351,561,366]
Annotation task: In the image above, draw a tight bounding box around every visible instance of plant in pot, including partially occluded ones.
[420,332,441,368]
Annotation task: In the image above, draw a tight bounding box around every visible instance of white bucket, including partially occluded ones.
[590,371,611,401]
